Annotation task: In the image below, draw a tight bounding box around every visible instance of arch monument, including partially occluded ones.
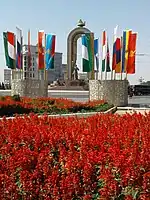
[66,19,92,80]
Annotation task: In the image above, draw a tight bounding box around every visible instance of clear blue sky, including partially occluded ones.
[0,0,150,84]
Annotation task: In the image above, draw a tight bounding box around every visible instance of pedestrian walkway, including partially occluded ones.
[116,107,150,115]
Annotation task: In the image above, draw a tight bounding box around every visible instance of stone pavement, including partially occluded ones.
[116,107,150,115]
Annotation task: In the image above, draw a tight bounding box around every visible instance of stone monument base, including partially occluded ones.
[11,79,48,98]
[50,79,89,90]
[89,80,128,106]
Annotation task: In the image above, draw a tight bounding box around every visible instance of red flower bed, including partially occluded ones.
[0,96,109,117]
[0,113,150,199]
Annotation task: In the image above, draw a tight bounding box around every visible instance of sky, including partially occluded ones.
[0,0,150,84]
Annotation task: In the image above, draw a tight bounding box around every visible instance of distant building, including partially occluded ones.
[4,46,66,84]
[22,45,39,80]
[4,69,11,84]
[61,64,67,80]
[47,52,63,83]
[22,45,63,83]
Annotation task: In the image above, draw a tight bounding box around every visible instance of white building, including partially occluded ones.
[22,45,38,79]
[22,45,63,83]
[4,69,11,84]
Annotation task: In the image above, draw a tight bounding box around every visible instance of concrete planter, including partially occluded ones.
[11,79,48,98]
[0,106,117,120]
[89,80,128,107]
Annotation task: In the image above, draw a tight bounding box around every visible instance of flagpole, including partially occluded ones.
[101,30,103,81]
[101,30,105,81]
[111,39,114,80]
[91,32,95,80]
[21,35,23,79]
[125,72,128,80]
[111,70,114,80]
[113,27,117,80]
[17,27,23,80]
[37,31,39,80]
[101,71,103,80]
[95,38,99,80]
[111,26,118,80]
[44,33,47,81]
[120,71,123,80]
[27,29,30,80]
[13,34,17,80]
[105,69,107,80]
[18,31,21,79]
[120,36,123,80]
[105,38,107,80]
[20,27,23,80]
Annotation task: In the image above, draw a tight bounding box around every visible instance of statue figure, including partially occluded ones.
[73,65,79,80]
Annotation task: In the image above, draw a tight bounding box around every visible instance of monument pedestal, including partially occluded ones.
[11,79,48,98]
[89,80,128,106]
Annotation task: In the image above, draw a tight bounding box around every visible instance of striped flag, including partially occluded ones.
[94,38,99,71]
[127,33,137,74]
[38,30,44,70]
[115,38,121,73]
[112,25,118,71]
[82,33,93,72]
[122,30,131,72]
[102,30,106,72]
[45,34,56,70]
[16,27,22,69]
[3,32,16,69]
[28,30,31,68]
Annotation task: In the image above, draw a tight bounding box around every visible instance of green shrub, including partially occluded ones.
[0,96,6,101]
[11,94,21,102]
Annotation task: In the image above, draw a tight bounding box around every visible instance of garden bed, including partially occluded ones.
[0,113,149,199]
[0,95,113,117]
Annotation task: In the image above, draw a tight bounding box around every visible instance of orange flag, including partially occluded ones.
[38,31,44,70]
[127,33,137,74]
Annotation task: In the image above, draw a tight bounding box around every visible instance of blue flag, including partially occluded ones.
[94,39,99,71]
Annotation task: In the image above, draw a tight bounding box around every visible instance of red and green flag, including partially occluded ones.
[3,31,16,69]
[102,30,106,72]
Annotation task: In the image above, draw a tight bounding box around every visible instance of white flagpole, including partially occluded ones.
[105,37,107,80]
[111,25,118,80]
[101,30,106,80]
[16,27,23,79]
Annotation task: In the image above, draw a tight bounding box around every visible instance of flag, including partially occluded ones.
[102,30,106,72]
[115,38,121,73]
[106,38,111,72]
[94,38,99,71]
[81,33,93,72]
[125,30,132,71]
[38,31,44,70]
[122,30,131,72]
[3,32,16,69]
[16,27,22,69]
[127,33,137,74]
[28,30,31,68]
[112,25,118,71]
[45,34,56,70]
